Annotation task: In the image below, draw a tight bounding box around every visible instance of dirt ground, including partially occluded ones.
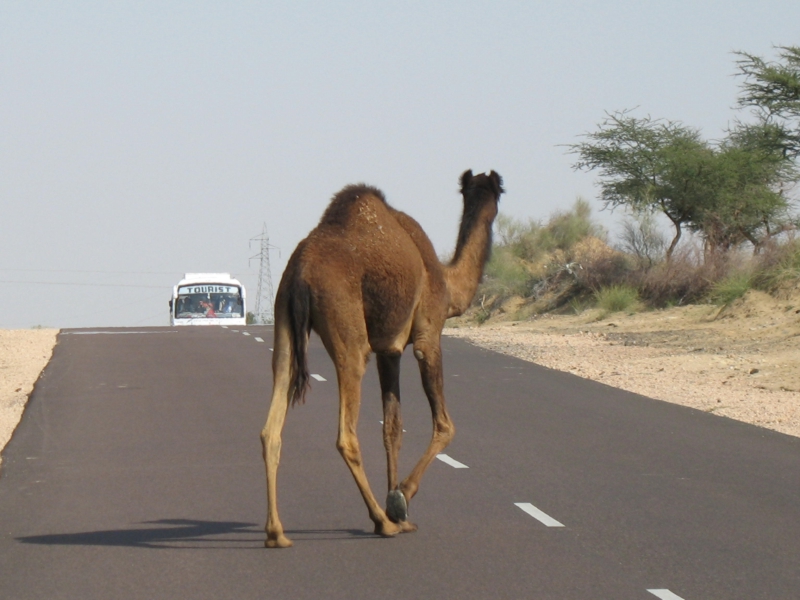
[445,289,800,439]
[1,290,799,470]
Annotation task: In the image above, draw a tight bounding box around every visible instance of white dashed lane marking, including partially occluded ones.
[514,502,565,527]
[227,325,691,597]
[647,591,686,600]
[436,454,469,468]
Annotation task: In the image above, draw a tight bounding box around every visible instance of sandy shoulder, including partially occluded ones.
[445,292,800,439]
[0,329,59,466]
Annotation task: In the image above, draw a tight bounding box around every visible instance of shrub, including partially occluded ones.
[492,198,605,263]
[709,272,753,305]
[568,296,589,314]
[634,241,738,306]
[594,284,640,314]
[482,246,533,298]
[617,210,667,267]
[494,214,547,261]
[753,237,800,293]
[571,237,634,292]
[547,197,606,250]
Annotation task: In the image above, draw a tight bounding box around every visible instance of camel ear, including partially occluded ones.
[489,171,504,195]
[459,170,473,192]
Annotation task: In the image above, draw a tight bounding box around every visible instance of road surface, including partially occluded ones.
[0,326,798,599]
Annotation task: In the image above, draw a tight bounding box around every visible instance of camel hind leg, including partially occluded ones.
[377,353,403,493]
[376,353,416,530]
[260,319,294,548]
[398,336,454,507]
[333,347,404,537]
[312,309,403,538]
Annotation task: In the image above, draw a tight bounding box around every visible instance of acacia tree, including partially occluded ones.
[691,129,795,253]
[569,49,799,261]
[735,46,800,159]
[567,111,714,260]
[726,46,800,249]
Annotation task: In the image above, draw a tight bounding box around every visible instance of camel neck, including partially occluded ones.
[445,203,495,317]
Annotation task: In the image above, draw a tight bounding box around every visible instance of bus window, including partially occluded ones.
[174,286,243,319]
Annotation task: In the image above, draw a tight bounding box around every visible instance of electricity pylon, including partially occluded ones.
[249,223,279,324]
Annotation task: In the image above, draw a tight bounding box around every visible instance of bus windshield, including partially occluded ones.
[174,284,243,320]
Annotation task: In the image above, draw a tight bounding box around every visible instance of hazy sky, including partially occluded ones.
[2,1,798,329]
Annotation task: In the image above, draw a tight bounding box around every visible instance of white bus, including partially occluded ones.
[170,273,247,326]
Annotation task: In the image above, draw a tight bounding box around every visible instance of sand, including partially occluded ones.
[0,329,58,469]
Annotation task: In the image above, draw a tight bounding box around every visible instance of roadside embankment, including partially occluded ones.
[0,329,58,468]
[446,290,800,438]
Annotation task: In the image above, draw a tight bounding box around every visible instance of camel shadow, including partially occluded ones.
[17,519,377,549]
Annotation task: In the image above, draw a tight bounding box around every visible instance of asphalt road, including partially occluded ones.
[0,326,798,599]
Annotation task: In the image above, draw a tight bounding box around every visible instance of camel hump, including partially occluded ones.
[319,184,388,228]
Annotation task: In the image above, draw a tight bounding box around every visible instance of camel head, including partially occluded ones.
[453,170,504,263]
[459,169,504,199]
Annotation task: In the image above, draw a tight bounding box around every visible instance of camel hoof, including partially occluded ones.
[399,520,418,533]
[374,519,401,537]
[265,534,293,548]
[386,489,408,523]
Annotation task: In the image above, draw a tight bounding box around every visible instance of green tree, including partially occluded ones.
[568,110,796,258]
[735,46,800,159]
[691,131,795,253]
[567,111,713,260]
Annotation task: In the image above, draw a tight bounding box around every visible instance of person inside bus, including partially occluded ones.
[221,297,237,314]
[177,296,192,315]
[199,300,217,317]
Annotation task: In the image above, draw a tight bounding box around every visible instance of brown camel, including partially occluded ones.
[260,170,503,548]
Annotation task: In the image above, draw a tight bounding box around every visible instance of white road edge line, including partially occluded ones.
[647,590,686,600]
[62,331,178,335]
[436,454,469,468]
[310,374,326,381]
[514,502,565,527]
[254,337,264,342]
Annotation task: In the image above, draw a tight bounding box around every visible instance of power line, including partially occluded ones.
[0,268,180,275]
[0,280,165,288]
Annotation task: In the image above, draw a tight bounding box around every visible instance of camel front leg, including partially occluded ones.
[398,342,454,508]
[335,359,402,537]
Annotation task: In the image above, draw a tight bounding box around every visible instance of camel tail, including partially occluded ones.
[287,275,312,406]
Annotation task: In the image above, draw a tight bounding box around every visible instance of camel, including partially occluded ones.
[260,170,504,548]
